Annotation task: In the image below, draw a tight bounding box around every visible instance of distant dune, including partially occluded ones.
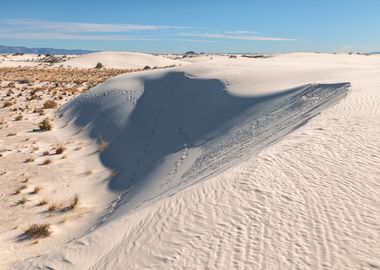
[58,51,186,69]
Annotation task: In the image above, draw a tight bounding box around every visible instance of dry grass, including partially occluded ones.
[55,146,65,155]
[38,118,52,131]
[67,194,79,210]
[47,203,59,212]
[36,200,48,206]
[98,138,109,152]
[40,159,52,165]
[30,186,42,194]
[21,224,51,240]
[16,197,28,205]
[3,101,12,108]
[43,100,57,109]
[24,157,34,163]
[14,185,27,194]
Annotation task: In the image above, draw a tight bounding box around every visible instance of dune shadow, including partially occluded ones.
[62,71,349,213]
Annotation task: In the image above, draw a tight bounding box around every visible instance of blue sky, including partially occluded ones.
[1,0,379,53]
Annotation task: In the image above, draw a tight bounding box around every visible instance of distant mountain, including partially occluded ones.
[0,45,94,55]
[370,52,380,55]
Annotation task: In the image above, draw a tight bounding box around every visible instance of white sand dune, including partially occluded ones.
[13,53,380,269]
[58,51,186,69]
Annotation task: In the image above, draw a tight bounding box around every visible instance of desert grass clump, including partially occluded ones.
[16,197,28,205]
[67,194,79,211]
[36,200,48,206]
[55,146,65,155]
[40,159,52,165]
[14,184,27,195]
[3,101,12,108]
[24,157,34,163]
[38,118,52,131]
[97,138,109,152]
[95,62,103,69]
[43,100,57,109]
[30,186,42,194]
[48,203,59,212]
[15,115,23,121]
[22,224,51,240]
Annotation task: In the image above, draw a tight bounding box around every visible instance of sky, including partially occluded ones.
[0,0,379,53]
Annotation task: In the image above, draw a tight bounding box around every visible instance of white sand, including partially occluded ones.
[3,53,379,269]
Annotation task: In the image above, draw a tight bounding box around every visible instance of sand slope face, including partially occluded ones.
[58,51,185,69]
[16,53,380,270]
[59,67,348,220]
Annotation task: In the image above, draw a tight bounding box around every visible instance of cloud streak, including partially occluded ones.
[0,19,297,43]
[1,18,187,33]
[180,32,297,41]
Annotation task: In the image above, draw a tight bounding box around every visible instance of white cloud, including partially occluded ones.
[180,32,296,41]
[1,18,187,33]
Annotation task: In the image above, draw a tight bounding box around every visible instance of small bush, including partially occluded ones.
[3,101,12,108]
[15,115,23,121]
[39,119,52,131]
[48,203,59,212]
[55,146,65,155]
[36,200,48,206]
[17,79,30,84]
[31,186,42,194]
[41,159,51,165]
[16,197,28,205]
[24,157,34,163]
[67,194,79,210]
[95,62,103,69]
[22,224,51,239]
[43,100,57,109]
[143,66,151,70]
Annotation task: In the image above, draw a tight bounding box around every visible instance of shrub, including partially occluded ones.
[55,146,65,155]
[67,194,79,210]
[15,115,23,121]
[17,79,30,84]
[24,157,34,163]
[41,159,51,165]
[22,224,51,239]
[143,66,151,70]
[31,186,42,194]
[95,62,103,69]
[39,118,52,131]
[48,203,59,212]
[43,100,57,109]
[3,101,12,108]
[36,200,48,206]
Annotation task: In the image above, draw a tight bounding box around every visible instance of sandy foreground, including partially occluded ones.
[1,52,379,269]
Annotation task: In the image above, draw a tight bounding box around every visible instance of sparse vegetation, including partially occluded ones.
[22,224,51,240]
[40,159,52,165]
[15,115,23,121]
[24,157,34,163]
[30,186,42,194]
[43,100,57,109]
[98,138,109,151]
[95,62,103,69]
[55,146,65,155]
[3,101,12,108]
[48,203,59,212]
[67,194,79,210]
[38,118,52,131]
[36,200,48,206]
[16,197,28,205]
